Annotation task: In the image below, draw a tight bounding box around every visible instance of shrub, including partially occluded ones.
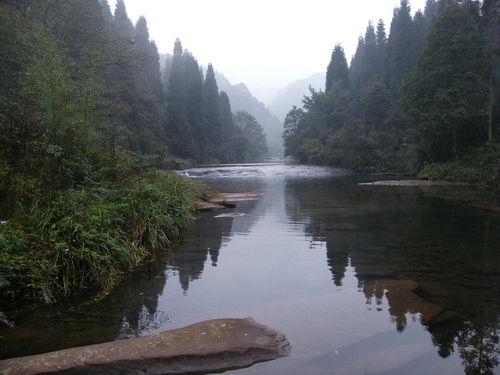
[0,171,202,305]
[418,145,500,186]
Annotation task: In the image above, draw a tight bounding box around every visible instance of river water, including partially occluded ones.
[1,163,499,375]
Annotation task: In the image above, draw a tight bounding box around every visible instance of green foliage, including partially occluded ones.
[402,1,489,162]
[233,111,268,162]
[326,45,349,91]
[283,0,497,184]
[0,172,200,305]
[385,0,419,90]
[162,41,264,163]
[418,145,500,185]
[0,1,237,307]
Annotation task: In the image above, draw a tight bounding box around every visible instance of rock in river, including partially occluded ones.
[0,318,290,375]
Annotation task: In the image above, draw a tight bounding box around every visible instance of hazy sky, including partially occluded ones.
[109,0,427,104]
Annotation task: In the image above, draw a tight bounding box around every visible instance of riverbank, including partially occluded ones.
[0,171,209,311]
[417,145,500,188]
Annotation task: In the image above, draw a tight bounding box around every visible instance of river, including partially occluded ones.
[1,163,499,375]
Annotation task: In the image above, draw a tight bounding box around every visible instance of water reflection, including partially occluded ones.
[284,176,500,374]
[1,164,499,375]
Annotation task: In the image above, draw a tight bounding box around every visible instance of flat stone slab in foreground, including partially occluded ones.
[0,318,290,375]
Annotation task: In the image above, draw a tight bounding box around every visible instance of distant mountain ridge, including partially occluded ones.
[269,73,325,121]
[215,72,283,157]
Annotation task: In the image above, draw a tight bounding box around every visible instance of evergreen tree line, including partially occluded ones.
[0,0,268,304]
[0,0,267,207]
[283,0,500,184]
[162,40,268,163]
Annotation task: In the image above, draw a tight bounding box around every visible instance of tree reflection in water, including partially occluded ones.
[285,177,500,374]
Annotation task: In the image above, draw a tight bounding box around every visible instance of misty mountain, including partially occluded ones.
[269,73,325,121]
[214,72,283,157]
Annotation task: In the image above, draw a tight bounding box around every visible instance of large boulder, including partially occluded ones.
[0,318,290,375]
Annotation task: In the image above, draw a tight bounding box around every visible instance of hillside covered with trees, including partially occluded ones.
[283,0,500,186]
[0,0,267,306]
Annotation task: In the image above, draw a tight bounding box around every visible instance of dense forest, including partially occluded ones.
[283,0,500,186]
[0,0,267,306]
[215,71,284,157]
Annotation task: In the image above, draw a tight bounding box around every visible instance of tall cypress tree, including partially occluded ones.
[349,37,365,92]
[350,23,379,92]
[128,16,165,152]
[134,17,163,102]
[360,23,379,85]
[376,20,387,77]
[99,0,113,26]
[219,91,236,162]
[184,52,207,159]
[162,54,173,98]
[385,0,415,90]
[204,63,222,159]
[326,45,349,91]
[412,11,428,59]
[424,0,439,21]
[113,0,134,39]
[166,39,193,158]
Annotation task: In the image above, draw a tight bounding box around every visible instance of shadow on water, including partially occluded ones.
[0,163,499,375]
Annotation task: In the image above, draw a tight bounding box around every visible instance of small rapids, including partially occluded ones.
[181,162,348,179]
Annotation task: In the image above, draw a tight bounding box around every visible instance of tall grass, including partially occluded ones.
[0,171,201,305]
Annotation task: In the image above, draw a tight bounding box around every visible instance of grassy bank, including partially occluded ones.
[0,171,205,306]
[418,145,500,188]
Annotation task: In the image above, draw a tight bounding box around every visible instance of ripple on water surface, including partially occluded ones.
[181,162,348,179]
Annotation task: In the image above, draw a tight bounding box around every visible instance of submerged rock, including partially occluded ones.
[211,192,263,203]
[196,192,263,211]
[358,180,470,187]
[0,318,290,375]
[214,213,245,218]
[363,279,443,325]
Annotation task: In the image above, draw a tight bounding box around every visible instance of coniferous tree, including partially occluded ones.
[385,0,416,90]
[219,91,236,162]
[184,52,207,159]
[166,39,193,158]
[204,64,222,159]
[284,0,498,179]
[134,17,163,102]
[402,2,489,161]
[129,16,165,153]
[113,0,134,39]
[350,23,380,92]
[376,20,387,77]
[349,37,366,92]
[162,54,173,98]
[326,45,349,91]
[483,0,500,143]
[412,11,428,59]
[424,0,440,21]
[360,23,379,86]
[99,0,113,26]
